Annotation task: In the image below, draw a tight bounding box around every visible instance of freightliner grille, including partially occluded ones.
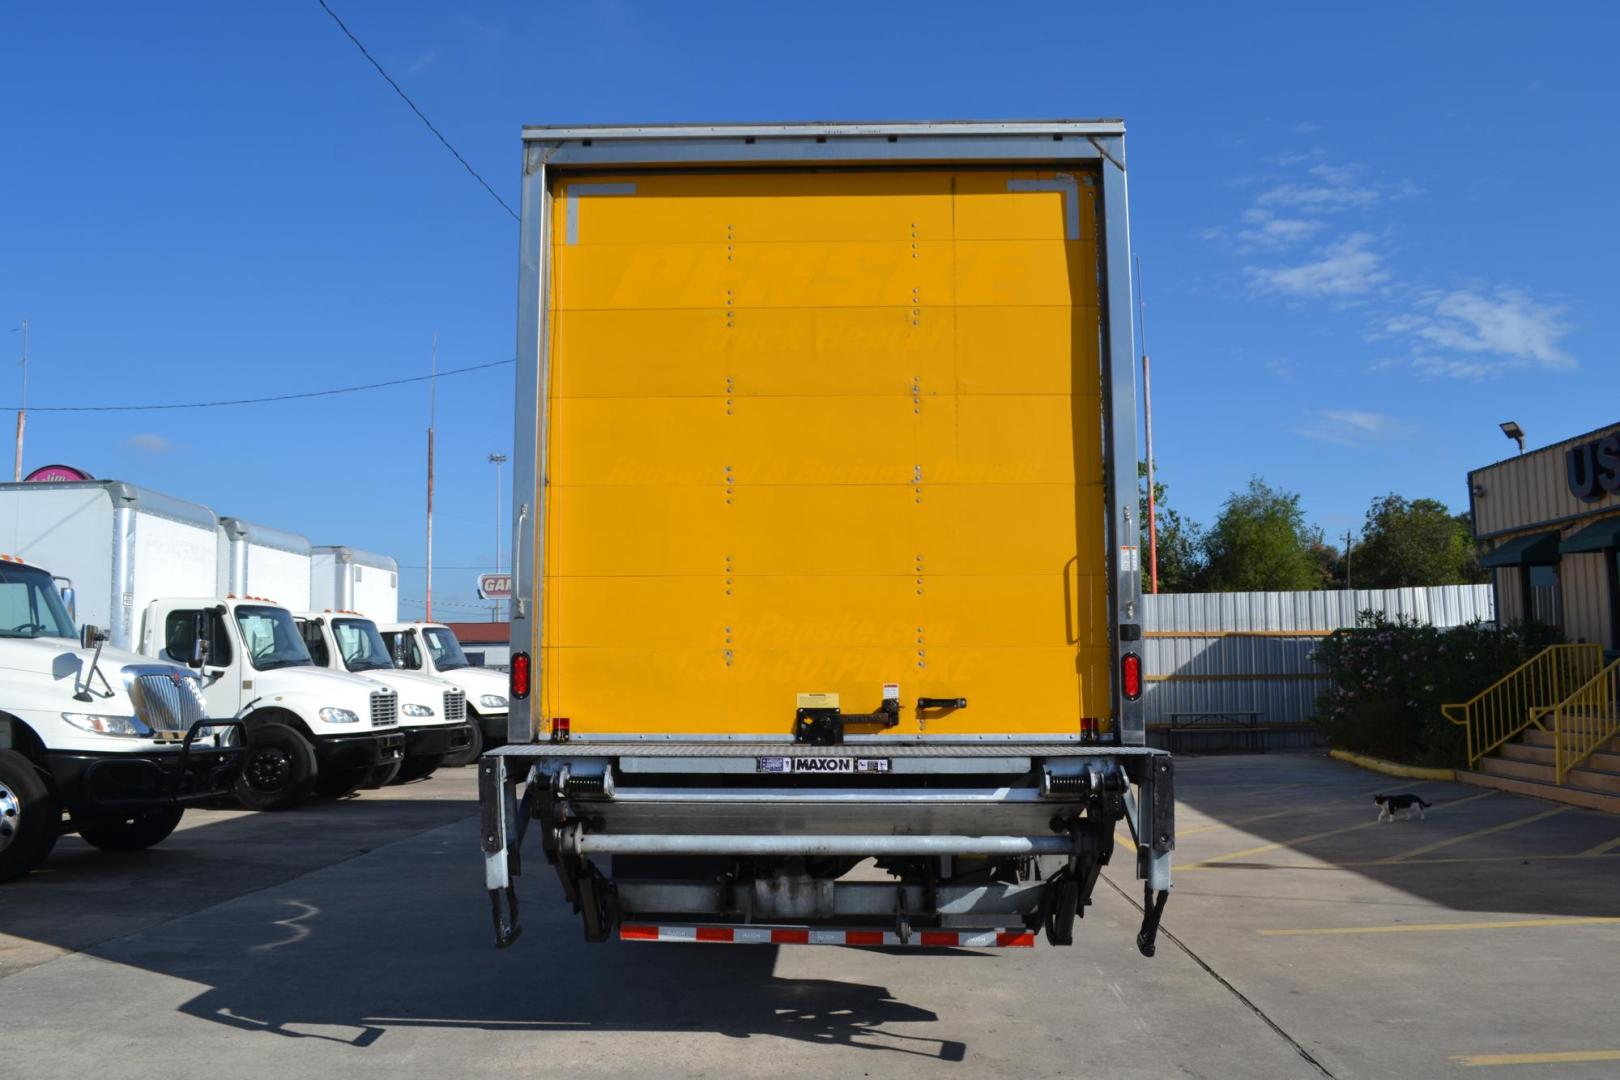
[127,669,209,735]
[370,689,399,727]
[444,688,467,723]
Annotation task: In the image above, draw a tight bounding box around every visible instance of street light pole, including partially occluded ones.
[489,452,507,621]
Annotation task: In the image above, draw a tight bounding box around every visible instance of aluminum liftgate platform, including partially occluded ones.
[480,742,1174,954]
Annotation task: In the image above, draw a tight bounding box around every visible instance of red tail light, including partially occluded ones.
[1121,653,1142,701]
[1080,716,1099,743]
[552,716,570,743]
[510,651,531,700]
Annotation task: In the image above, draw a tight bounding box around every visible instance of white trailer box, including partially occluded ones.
[217,518,311,609]
[0,480,219,651]
[310,546,398,622]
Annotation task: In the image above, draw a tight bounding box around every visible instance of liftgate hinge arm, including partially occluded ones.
[481,756,538,949]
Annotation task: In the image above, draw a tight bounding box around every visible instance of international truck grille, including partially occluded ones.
[128,670,208,735]
[444,688,467,723]
[370,690,399,727]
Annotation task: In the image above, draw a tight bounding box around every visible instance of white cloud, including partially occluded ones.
[126,433,173,453]
[1266,357,1298,381]
[1237,208,1325,247]
[1295,409,1402,446]
[1249,233,1389,297]
[1294,121,1323,135]
[1394,288,1572,370]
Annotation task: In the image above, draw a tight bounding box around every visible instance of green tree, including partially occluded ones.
[1201,478,1324,591]
[1138,463,1206,592]
[1351,495,1486,588]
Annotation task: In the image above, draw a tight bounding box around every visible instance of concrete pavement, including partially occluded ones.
[2,755,1617,1078]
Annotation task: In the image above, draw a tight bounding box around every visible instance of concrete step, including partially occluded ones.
[1499,743,1620,775]
[1521,728,1620,754]
[1478,756,1554,783]
[1458,769,1620,815]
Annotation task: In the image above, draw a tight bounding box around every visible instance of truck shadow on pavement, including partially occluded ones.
[11,793,970,1062]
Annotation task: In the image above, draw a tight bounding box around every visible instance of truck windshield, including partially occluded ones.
[423,627,470,670]
[235,605,314,671]
[332,618,394,672]
[0,563,77,640]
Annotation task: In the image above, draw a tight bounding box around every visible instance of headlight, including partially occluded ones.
[62,713,150,737]
[479,694,508,710]
[402,704,435,718]
[319,707,360,725]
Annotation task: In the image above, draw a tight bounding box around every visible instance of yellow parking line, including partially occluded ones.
[1260,916,1620,937]
[1181,790,1497,870]
[1453,1049,1620,1067]
[1581,834,1620,857]
[1178,808,1298,836]
[1382,807,1569,863]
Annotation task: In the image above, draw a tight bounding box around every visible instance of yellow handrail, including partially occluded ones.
[1440,644,1604,769]
[1552,658,1620,784]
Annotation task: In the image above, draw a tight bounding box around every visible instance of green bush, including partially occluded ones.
[1311,613,1560,767]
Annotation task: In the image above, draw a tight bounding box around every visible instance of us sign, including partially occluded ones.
[476,573,512,600]
[1566,433,1620,503]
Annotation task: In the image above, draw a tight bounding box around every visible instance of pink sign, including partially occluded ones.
[23,464,94,483]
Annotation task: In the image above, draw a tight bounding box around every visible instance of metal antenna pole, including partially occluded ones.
[1345,529,1354,591]
[426,334,437,622]
[489,452,507,622]
[13,318,27,482]
[1135,258,1159,594]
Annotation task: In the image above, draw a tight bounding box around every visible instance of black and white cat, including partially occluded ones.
[1374,793,1433,821]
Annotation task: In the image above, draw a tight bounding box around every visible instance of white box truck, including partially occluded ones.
[218,518,313,609]
[0,481,404,811]
[0,553,241,883]
[295,611,474,781]
[378,622,508,766]
[0,480,219,652]
[311,545,399,623]
[478,121,1174,954]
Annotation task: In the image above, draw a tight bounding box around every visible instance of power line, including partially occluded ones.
[314,0,519,222]
[6,358,513,413]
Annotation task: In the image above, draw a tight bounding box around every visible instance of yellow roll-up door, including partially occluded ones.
[542,167,1107,736]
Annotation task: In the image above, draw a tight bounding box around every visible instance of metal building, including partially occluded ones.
[1469,421,1620,652]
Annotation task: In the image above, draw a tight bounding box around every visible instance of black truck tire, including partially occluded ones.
[394,754,441,783]
[235,723,318,811]
[0,748,59,882]
[362,756,404,788]
[76,805,185,853]
[441,720,483,767]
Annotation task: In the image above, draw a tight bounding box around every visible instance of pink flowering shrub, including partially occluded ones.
[1312,613,1559,766]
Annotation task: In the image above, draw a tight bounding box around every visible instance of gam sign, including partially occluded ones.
[1566,433,1620,503]
[476,573,512,600]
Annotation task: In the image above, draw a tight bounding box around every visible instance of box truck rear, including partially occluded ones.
[480,121,1172,954]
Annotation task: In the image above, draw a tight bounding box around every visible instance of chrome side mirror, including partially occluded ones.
[79,624,107,650]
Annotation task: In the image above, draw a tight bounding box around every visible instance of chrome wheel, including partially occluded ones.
[0,779,20,854]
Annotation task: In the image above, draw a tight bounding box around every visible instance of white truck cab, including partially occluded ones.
[294,611,473,782]
[140,596,404,809]
[377,622,508,764]
[0,556,241,883]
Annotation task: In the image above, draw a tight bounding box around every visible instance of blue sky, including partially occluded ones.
[2,2,1615,612]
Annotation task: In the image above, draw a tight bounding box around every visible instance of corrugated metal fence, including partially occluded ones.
[1142,585,1495,751]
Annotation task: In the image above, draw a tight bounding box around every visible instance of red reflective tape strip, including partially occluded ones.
[996,931,1036,947]
[620,925,659,941]
[695,926,734,943]
[920,931,958,947]
[845,931,886,947]
[771,929,810,944]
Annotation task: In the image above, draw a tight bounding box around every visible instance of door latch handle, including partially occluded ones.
[917,697,967,710]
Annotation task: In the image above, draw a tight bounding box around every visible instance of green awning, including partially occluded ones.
[1479,531,1561,568]
[1560,515,1620,555]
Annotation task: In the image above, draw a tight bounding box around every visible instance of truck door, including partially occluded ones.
[161,607,242,718]
[296,618,332,669]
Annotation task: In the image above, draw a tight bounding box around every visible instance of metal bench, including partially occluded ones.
[1167,711,1268,754]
